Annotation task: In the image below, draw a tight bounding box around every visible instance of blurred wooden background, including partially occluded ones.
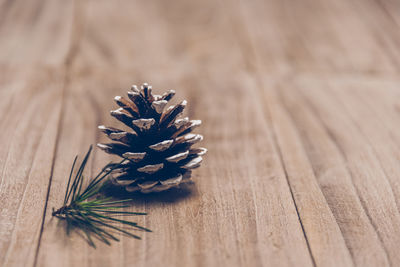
[2,0,400,266]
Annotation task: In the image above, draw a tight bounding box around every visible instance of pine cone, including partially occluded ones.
[97,83,207,193]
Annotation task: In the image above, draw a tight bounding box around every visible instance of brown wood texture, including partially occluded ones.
[1,0,400,266]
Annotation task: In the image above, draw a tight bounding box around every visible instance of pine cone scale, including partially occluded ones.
[151,100,168,113]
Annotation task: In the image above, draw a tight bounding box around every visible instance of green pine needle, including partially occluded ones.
[52,146,151,248]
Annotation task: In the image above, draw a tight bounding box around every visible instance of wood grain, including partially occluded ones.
[1,0,400,266]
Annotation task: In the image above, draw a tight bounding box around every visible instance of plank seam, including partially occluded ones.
[373,0,400,28]
[218,0,318,264]
[32,88,66,267]
[276,87,357,260]
[354,90,400,214]
[2,100,47,265]
[335,87,400,215]
[276,86,366,265]
[33,0,85,265]
[265,104,317,267]
[296,87,392,266]
[323,84,400,266]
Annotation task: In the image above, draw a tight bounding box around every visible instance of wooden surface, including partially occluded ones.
[1,0,400,266]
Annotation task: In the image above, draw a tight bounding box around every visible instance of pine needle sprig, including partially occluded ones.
[52,146,151,248]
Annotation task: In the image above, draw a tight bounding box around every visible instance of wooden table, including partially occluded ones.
[1,0,400,266]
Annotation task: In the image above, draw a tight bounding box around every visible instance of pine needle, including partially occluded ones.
[52,146,151,248]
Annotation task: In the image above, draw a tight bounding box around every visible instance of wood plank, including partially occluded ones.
[260,84,354,267]
[278,78,390,267]
[230,0,397,74]
[297,77,400,265]
[330,77,400,211]
[0,0,74,266]
[227,0,400,265]
[225,1,358,265]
